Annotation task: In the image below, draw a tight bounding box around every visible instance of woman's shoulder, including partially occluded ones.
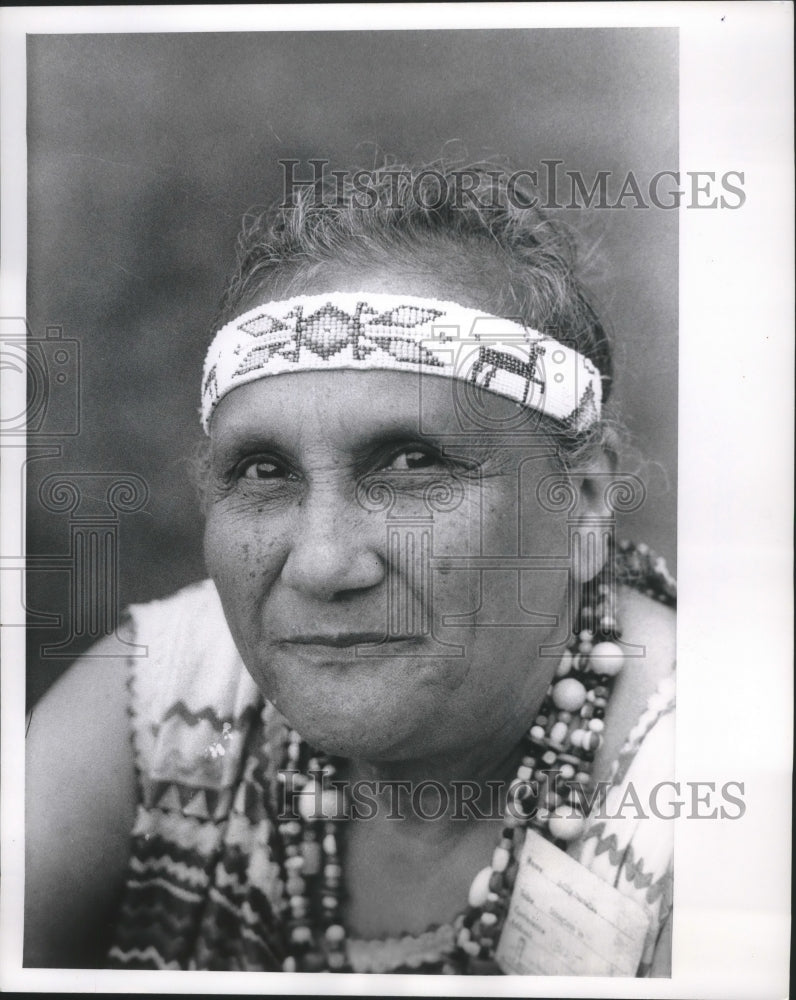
[25,629,140,965]
[24,578,253,966]
[618,586,676,679]
[124,578,261,779]
[592,544,676,782]
[615,539,676,686]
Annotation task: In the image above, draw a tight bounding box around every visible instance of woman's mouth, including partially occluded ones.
[284,631,414,648]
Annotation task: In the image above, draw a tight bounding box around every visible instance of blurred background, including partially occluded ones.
[26,29,677,705]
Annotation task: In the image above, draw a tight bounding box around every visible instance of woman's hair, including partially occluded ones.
[208,159,627,471]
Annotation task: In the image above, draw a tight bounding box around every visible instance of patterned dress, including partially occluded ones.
[106,552,675,974]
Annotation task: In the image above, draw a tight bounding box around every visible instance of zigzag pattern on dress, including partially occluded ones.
[106,544,675,973]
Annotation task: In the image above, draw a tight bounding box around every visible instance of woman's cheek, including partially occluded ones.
[205,507,268,598]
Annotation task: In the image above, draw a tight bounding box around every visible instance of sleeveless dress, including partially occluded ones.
[105,550,676,975]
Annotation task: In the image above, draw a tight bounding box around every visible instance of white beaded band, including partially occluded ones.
[200,292,603,434]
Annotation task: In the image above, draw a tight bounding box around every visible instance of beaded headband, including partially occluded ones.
[200,292,603,434]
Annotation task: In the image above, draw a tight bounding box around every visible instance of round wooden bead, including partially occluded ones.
[321,789,345,820]
[325,924,345,943]
[548,807,587,841]
[583,731,602,752]
[503,809,523,829]
[530,725,545,742]
[552,678,587,712]
[590,642,624,675]
[491,846,510,873]
[297,785,320,821]
[549,721,569,745]
[286,877,305,896]
[468,866,493,908]
[555,651,573,677]
[488,871,504,893]
[588,718,605,733]
[300,951,327,973]
[301,841,321,875]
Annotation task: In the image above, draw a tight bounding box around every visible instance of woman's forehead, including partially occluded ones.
[209,369,540,449]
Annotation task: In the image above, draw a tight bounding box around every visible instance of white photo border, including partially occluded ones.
[1,3,792,997]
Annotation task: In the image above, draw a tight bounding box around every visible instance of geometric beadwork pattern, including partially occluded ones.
[200,293,603,433]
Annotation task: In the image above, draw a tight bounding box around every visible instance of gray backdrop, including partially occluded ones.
[26,29,678,705]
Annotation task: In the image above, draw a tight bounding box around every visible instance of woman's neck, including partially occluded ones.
[339,737,525,938]
[342,730,526,833]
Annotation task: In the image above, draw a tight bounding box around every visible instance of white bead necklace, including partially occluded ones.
[275,542,674,974]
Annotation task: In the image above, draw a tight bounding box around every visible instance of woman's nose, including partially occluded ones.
[279,487,385,600]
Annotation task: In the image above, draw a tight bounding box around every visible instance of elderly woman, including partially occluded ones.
[25,164,676,976]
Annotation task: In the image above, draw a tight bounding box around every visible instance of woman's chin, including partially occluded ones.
[246,644,473,761]
[263,686,440,763]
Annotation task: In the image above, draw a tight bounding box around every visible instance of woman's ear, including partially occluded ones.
[570,446,619,583]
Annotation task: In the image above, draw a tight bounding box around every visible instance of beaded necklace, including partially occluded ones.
[274,542,669,975]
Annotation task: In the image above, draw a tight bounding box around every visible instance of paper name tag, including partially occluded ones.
[495,829,651,976]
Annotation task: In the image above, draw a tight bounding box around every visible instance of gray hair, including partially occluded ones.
[208,159,628,471]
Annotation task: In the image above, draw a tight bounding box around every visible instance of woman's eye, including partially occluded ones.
[239,458,286,480]
[384,449,441,472]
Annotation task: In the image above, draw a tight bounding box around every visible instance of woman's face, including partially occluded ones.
[204,363,584,765]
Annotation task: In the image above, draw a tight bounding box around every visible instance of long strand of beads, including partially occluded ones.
[273,543,670,974]
[451,564,626,969]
